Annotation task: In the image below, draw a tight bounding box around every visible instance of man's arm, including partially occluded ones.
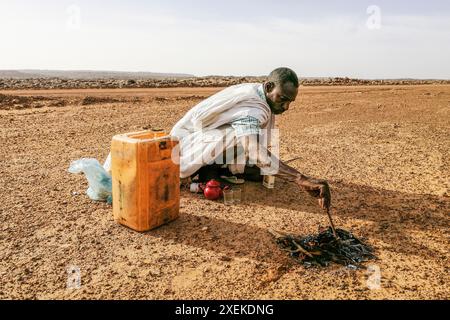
[271,155,331,210]
[239,135,331,210]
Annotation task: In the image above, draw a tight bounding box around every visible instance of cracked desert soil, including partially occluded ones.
[0,85,449,299]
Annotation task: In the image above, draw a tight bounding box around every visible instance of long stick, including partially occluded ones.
[267,228,287,239]
[326,207,339,239]
[292,240,314,258]
[284,156,338,240]
[268,229,314,258]
[284,156,301,164]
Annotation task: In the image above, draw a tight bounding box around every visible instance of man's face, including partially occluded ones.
[264,81,298,115]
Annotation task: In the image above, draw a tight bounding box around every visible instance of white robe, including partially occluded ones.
[170,83,275,178]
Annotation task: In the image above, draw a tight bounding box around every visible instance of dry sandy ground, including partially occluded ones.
[0,85,449,300]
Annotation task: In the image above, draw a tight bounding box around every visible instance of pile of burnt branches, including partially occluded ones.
[270,227,377,269]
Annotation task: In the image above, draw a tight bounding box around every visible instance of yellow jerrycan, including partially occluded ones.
[111,130,180,232]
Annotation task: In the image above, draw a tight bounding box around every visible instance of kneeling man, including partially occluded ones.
[170,67,331,210]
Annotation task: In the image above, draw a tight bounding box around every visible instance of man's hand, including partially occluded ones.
[249,144,332,210]
[295,177,331,210]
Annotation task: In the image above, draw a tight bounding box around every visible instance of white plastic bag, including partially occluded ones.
[68,158,112,204]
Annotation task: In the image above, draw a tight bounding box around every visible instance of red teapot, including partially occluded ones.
[203,180,222,200]
[202,179,230,200]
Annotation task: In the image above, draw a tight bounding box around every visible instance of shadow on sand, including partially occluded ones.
[148,179,449,265]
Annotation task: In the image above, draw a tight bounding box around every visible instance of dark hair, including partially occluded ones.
[268,67,299,87]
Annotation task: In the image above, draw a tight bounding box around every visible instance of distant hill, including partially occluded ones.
[0,70,194,80]
[0,71,448,90]
[0,70,45,79]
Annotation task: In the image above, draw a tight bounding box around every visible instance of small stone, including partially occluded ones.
[203,267,211,273]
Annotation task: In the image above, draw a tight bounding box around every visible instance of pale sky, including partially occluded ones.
[1,0,449,78]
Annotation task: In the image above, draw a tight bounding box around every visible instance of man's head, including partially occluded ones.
[264,67,299,115]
